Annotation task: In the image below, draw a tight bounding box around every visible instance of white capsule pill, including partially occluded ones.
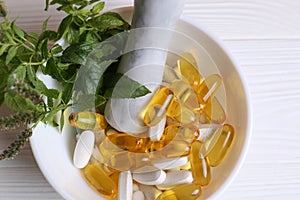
[139,185,162,200]
[133,170,166,185]
[73,130,95,169]
[133,165,159,173]
[133,190,145,200]
[152,156,188,170]
[156,170,193,190]
[148,116,166,141]
[118,171,133,200]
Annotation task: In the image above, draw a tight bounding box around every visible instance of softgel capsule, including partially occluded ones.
[69,53,235,200]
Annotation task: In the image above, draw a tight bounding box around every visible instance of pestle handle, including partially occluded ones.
[105,0,185,134]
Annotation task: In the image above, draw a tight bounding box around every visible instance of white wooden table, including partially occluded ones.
[1,0,300,199]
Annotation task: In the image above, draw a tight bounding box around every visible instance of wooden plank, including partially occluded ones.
[223,162,300,199]
[0,167,62,200]
[5,0,300,39]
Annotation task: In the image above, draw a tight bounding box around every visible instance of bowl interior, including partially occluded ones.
[30,7,252,200]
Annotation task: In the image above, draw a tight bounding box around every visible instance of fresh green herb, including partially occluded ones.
[0,0,150,160]
[0,1,7,17]
[0,128,34,160]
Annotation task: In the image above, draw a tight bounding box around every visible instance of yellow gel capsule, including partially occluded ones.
[89,159,114,176]
[144,104,166,127]
[141,87,170,118]
[156,190,177,200]
[156,184,201,200]
[99,137,150,171]
[169,80,199,110]
[109,151,133,171]
[180,161,191,170]
[130,152,151,169]
[163,140,191,158]
[109,170,120,184]
[146,140,165,152]
[166,97,181,119]
[166,98,198,125]
[99,138,121,159]
[69,112,107,130]
[163,125,198,145]
[206,124,235,167]
[197,74,222,104]
[163,65,181,84]
[144,93,173,127]
[109,171,120,185]
[107,133,150,153]
[99,137,129,169]
[176,53,201,90]
[82,164,117,199]
[149,139,190,159]
[203,97,226,124]
[166,117,178,126]
[105,128,119,136]
[190,141,211,186]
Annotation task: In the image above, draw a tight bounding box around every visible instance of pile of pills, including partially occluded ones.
[69,53,235,200]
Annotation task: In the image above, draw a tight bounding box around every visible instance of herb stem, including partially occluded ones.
[21,43,35,52]
[22,60,46,66]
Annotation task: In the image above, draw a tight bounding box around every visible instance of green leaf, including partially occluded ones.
[0,44,10,56]
[45,57,62,81]
[6,46,18,65]
[50,0,68,6]
[80,31,100,43]
[91,2,104,14]
[39,30,58,42]
[64,24,80,45]
[57,15,73,38]
[26,65,37,83]
[104,73,151,99]
[14,65,26,81]
[50,44,64,55]
[76,94,106,111]
[0,56,9,89]
[26,32,39,46]
[4,90,37,112]
[41,39,49,59]
[88,12,127,31]
[44,108,60,127]
[26,65,60,99]
[47,96,54,108]
[60,109,65,132]
[12,22,25,39]
[3,31,14,44]
[90,0,102,4]
[56,5,73,13]
[61,82,74,104]
[62,43,95,64]
[43,88,60,99]
[75,59,114,95]
[42,18,50,32]
[0,1,7,17]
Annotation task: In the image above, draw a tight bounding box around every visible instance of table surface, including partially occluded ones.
[1,0,300,199]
